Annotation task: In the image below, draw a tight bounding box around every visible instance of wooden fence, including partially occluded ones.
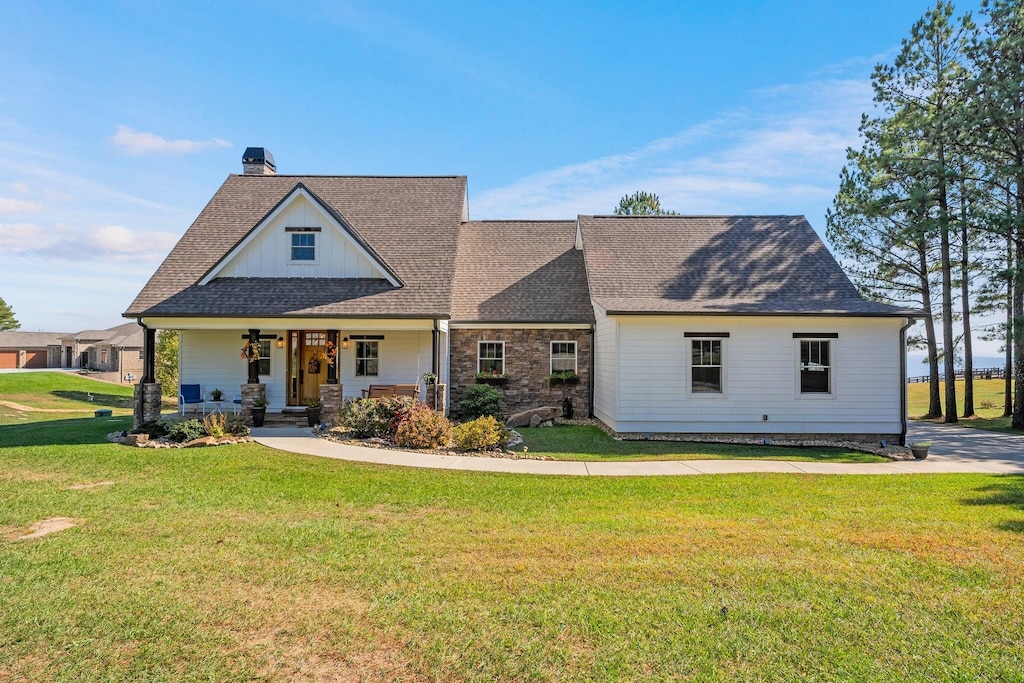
[908,367,1006,384]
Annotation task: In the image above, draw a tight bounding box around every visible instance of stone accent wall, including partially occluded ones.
[450,328,591,417]
[424,383,447,413]
[240,383,266,423]
[319,384,343,427]
[133,382,162,428]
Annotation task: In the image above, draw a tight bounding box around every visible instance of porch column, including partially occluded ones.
[142,325,156,383]
[327,330,339,384]
[246,328,260,384]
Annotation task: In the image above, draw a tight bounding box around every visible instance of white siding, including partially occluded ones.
[217,194,388,280]
[592,303,618,425]
[181,329,434,409]
[606,315,905,436]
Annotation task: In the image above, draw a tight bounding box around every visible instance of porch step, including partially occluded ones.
[260,410,312,428]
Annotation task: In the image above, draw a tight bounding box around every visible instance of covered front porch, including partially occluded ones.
[135,317,449,425]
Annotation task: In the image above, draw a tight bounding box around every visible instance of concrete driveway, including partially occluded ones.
[906,421,1024,473]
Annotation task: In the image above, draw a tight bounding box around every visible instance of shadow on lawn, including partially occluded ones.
[0,415,132,447]
[51,390,133,409]
[962,475,1024,533]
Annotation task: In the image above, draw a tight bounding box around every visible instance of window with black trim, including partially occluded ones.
[799,340,831,393]
[690,339,722,393]
[258,340,271,376]
[356,341,379,376]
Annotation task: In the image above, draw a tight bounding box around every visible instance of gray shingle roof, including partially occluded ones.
[0,331,67,349]
[451,221,595,323]
[125,175,467,318]
[578,215,915,316]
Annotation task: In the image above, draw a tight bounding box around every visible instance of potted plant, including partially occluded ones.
[422,372,438,385]
[476,371,509,386]
[210,388,224,402]
[303,397,322,428]
[547,370,580,386]
[909,440,931,460]
[250,396,268,427]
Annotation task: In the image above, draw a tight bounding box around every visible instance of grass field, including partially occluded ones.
[907,378,1015,432]
[0,372,137,425]
[515,425,885,463]
[3,415,1024,680]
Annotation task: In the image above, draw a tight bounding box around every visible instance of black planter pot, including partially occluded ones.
[910,446,929,460]
[306,407,322,427]
[251,406,266,428]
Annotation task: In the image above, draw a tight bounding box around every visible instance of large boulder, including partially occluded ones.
[507,406,561,428]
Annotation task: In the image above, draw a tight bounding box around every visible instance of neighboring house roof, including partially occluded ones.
[0,331,68,349]
[61,322,144,347]
[578,215,915,316]
[125,175,467,319]
[451,221,595,324]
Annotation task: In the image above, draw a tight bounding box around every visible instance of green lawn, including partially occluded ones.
[515,425,886,463]
[0,372,137,425]
[2,415,1024,680]
[908,378,1017,432]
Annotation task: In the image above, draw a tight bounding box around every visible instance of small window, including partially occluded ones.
[690,339,722,393]
[550,341,577,373]
[478,341,504,375]
[138,350,144,360]
[258,340,271,376]
[291,233,316,261]
[100,349,108,364]
[800,340,831,393]
[356,341,379,376]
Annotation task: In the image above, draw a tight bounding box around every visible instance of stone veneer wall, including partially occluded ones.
[319,384,343,427]
[134,382,162,428]
[450,328,592,417]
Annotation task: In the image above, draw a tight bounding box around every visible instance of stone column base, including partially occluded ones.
[425,383,447,413]
[241,383,266,423]
[319,384,343,427]
[134,382,162,428]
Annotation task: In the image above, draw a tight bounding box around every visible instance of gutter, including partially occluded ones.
[899,316,916,446]
[588,324,595,418]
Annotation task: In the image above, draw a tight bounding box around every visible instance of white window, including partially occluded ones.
[478,341,504,375]
[290,232,316,261]
[355,341,379,377]
[689,338,723,394]
[550,341,577,373]
[258,340,271,376]
[799,339,832,394]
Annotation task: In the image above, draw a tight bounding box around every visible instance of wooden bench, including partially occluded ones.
[361,384,420,399]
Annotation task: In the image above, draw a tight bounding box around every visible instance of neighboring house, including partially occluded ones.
[126,148,916,444]
[60,322,145,382]
[0,331,66,369]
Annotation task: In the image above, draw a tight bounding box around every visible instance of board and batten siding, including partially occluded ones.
[216,194,388,280]
[592,304,618,425]
[606,315,905,436]
[180,329,435,409]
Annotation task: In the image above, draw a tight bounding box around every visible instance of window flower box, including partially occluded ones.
[476,372,509,386]
[547,371,580,386]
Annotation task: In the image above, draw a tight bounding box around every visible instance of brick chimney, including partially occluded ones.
[242,147,276,175]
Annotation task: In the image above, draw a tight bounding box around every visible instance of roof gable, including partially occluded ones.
[199,183,401,286]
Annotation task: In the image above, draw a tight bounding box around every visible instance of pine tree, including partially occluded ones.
[0,297,20,330]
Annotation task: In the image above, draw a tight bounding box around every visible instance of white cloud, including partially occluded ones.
[0,222,178,262]
[42,188,73,202]
[109,125,231,156]
[0,197,42,214]
[10,181,30,194]
[471,79,874,220]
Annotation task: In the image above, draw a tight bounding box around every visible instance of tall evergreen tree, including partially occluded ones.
[0,297,20,330]
[614,191,677,216]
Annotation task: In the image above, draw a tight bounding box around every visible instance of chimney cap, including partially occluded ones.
[242,147,276,171]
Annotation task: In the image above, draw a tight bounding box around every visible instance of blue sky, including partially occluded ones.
[0,0,992,358]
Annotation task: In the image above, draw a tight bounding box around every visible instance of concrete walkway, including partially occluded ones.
[252,424,1024,476]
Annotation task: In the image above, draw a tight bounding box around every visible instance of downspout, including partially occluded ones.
[899,316,916,447]
[588,324,595,418]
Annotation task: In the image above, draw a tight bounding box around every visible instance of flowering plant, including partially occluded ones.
[240,342,262,362]
[325,340,338,366]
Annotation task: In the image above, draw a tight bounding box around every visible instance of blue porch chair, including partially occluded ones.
[179,384,205,416]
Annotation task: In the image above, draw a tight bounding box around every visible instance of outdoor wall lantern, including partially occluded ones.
[341,337,350,349]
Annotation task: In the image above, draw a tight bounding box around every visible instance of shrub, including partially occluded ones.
[168,418,207,442]
[131,420,169,438]
[203,412,227,438]
[225,414,250,437]
[458,384,503,420]
[340,396,417,438]
[393,404,452,450]
[452,415,506,451]
[980,399,996,410]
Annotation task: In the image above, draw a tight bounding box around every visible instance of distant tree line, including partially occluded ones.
[827,0,1024,429]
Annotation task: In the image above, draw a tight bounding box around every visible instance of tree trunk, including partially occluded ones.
[938,144,958,423]
[919,244,942,418]
[1004,236,1014,417]
[1013,205,1024,430]
[960,197,975,417]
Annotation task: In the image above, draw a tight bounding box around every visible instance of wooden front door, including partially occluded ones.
[298,331,327,404]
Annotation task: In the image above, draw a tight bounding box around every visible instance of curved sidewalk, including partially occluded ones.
[253,427,1024,476]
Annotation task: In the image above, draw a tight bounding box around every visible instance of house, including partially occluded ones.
[126,148,916,444]
[59,322,145,382]
[0,331,66,369]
